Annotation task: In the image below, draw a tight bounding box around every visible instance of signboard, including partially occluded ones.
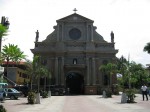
[0,66,4,74]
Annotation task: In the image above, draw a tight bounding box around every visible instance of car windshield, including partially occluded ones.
[11,88,19,92]
[5,88,19,93]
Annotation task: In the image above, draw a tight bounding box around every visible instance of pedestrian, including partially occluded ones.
[141,84,148,101]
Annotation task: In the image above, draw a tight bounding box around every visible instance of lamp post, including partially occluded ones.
[0,16,10,53]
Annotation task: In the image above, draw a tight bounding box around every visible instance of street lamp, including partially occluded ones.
[0,16,10,52]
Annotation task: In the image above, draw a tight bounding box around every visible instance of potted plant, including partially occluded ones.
[27,91,36,104]
[42,91,48,98]
[125,89,136,103]
[0,105,7,112]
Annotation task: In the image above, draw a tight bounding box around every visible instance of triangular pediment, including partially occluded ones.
[57,13,94,23]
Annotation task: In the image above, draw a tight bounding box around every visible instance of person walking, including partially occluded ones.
[141,84,148,101]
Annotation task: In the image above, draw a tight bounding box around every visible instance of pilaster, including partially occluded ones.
[55,57,58,85]
[86,58,90,85]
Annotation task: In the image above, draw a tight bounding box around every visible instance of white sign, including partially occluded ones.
[0,66,4,73]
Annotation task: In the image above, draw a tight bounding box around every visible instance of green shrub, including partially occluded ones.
[106,89,112,98]
[0,105,7,112]
[112,84,119,95]
[125,89,136,103]
[27,91,36,104]
[42,91,48,98]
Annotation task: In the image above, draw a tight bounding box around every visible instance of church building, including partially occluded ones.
[31,11,118,95]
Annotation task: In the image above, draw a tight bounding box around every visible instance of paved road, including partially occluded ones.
[1,94,150,112]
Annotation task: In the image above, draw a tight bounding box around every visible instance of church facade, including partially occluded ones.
[31,12,118,95]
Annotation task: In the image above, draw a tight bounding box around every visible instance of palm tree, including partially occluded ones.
[32,56,50,103]
[0,24,8,52]
[31,56,50,92]
[143,42,150,54]
[24,59,35,90]
[1,44,26,83]
[0,24,8,37]
[2,44,26,64]
[99,62,117,88]
[117,56,128,90]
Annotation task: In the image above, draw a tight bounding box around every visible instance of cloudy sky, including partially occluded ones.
[0,0,150,66]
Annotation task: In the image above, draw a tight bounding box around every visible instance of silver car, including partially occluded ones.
[4,88,21,100]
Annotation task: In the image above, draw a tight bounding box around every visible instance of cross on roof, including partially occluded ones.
[73,8,77,13]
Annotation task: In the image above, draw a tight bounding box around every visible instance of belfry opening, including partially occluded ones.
[66,72,84,95]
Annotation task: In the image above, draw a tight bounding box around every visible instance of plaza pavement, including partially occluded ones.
[2,94,150,112]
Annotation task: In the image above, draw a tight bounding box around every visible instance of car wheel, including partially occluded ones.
[10,95,15,100]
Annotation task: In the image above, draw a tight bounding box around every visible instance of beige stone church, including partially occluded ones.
[31,12,118,95]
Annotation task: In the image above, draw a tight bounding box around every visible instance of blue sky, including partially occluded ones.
[0,0,150,66]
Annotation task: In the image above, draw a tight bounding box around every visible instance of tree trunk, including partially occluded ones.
[44,77,46,91]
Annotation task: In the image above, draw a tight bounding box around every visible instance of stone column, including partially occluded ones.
[86,24,88,41]
[62,23,64,41]
[88,25,91,42]
[92,58,96,85]
[55,57,58,85]
[86,58,90,85]
[91,25,93,41]
[61,57,64,85]
[59,25,62,41]
[57,25,59,41]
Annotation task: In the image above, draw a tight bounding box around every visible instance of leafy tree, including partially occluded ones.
[117,56,148,89]
[143,42,150,54]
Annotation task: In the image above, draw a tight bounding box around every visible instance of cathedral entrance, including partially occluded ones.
[66,72,84,95]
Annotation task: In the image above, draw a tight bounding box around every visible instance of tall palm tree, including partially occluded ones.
[0,24,8,37]
[32,56,50,93]
[32,56,50,104]
[143,42,150,54]
[24,59,35,90]
[0,24,8,52]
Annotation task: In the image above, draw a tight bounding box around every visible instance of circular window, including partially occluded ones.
[69,28,81,40]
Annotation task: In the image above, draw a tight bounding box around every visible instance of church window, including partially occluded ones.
[69,28,81,40]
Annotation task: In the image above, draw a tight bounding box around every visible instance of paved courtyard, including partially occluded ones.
[1,94,150,112]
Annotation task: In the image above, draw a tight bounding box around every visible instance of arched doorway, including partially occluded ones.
[66,72,84,95]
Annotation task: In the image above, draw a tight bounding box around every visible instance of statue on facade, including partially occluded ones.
[35,30,39,42]
[110,31,114,43]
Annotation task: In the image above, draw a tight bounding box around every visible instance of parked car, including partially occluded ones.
[0,88,7,101]
[13,85,29,97]
[4,88,21,100]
